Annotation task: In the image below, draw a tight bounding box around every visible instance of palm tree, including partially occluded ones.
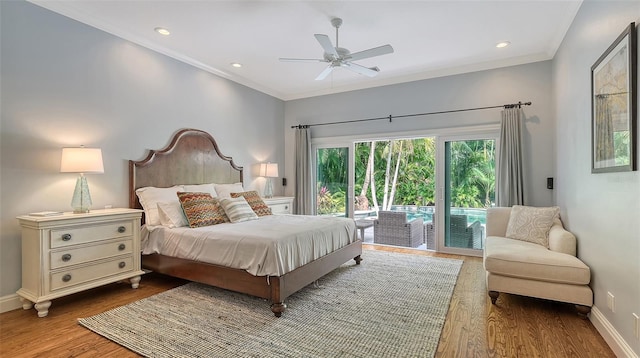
[355,141,375,211]
[469,140,496,207]
[381,140,393,210]
[387,140,403,209]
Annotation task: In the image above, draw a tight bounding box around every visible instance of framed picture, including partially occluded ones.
[591,22,637,173]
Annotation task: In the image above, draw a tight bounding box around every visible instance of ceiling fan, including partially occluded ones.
[279,17,394,81]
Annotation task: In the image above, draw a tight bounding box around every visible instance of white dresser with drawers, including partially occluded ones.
[263,196,294,214]
[16,208,144,317]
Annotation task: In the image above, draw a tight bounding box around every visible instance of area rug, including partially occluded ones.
[78,250,463,358]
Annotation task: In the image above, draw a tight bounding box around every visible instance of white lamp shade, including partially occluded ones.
[260,162,279,178]
[60,148,104,173]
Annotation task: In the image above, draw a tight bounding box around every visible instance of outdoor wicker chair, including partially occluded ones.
[424,221,435,250]
[448,214,483,249]
[373,211,424,247]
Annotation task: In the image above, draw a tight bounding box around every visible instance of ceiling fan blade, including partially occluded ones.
[341,62,379,77]
[315,65,334,81]
[314,34,338,58]
[279,58,325,63]
[348,44,394,61]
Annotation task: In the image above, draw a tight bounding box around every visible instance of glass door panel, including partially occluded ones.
[315,147,349,217]
[443,138,495,251]
[353,138,437,247]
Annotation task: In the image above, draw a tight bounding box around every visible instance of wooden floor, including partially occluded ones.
[0,245,614,358]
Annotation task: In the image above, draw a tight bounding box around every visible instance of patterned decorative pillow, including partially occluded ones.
[177,192,229,228]
[219,197,259,223]
[505,205,560,247]
[230,191,272,216]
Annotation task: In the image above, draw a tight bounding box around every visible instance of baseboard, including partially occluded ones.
[0,293,23,313]
[590,306,639,358]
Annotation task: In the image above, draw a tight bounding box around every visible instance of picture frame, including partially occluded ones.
[591,22,637,173]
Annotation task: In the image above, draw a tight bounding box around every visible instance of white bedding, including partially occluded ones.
[142,215,357,277]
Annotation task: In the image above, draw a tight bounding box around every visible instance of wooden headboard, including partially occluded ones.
[129,128,243,210]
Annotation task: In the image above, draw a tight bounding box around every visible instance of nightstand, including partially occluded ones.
[263,196,294,214]
[16,208,144,317]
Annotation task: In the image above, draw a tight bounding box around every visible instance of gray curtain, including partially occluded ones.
[294,126,313,215]
[496,108,524,206]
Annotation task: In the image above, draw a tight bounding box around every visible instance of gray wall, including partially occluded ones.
[553,1,640,354]
[284,61,556,208]
[0,2,284,297]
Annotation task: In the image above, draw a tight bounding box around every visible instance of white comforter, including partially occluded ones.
[142,215,357,277]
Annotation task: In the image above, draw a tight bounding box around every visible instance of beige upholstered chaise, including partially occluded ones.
[483,207,593,316]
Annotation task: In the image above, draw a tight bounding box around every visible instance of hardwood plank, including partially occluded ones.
[0,246,615,357]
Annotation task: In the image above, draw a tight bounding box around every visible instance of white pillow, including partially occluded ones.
[135,185,184,226]
[219,197,259,223]
[505,205,560,248]
[183,183,217,197]
[214,182,244,199]
[157,201,188,228]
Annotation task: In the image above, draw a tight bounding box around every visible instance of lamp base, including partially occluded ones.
[264,178,274,198]
[71,175,93,214]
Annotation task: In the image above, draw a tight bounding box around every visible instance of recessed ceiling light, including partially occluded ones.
[231,63,242,68]
[154,27,170,36]
[496,41,510,48]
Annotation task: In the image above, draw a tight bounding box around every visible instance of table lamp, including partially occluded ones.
[60,147,104,213]
[260,162,278,198]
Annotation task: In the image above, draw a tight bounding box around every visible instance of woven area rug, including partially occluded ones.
[79,250,463,358]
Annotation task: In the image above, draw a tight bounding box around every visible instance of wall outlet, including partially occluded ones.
[634,313,639,340]
[104,204,113,209]
[606,292,615,313]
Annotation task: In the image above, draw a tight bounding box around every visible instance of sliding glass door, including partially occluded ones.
[310,130,496,254]
[314,145,352,217]
[438,134,497,255]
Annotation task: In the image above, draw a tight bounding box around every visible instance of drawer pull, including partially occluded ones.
[61,254,72,262]
[284,206,289,210]
[118,243,126,251]
[119,262,126,269]
[62,274,72,282]
[61,234,72,241]
[117,226,126,233]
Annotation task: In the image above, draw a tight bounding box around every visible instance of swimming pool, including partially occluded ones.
[388,205,487,225]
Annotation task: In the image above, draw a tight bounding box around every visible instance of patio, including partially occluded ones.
[353,206,487,251]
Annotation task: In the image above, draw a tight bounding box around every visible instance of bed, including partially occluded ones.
[129,128,362,317]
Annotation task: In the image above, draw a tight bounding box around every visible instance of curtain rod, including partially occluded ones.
[291,101,532,129]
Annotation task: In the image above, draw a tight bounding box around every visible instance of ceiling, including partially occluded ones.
[30,1,582,101]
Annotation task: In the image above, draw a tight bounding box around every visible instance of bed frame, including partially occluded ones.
[129,128,362,317]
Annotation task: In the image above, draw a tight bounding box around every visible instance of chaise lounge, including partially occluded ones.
[483,206,593,316]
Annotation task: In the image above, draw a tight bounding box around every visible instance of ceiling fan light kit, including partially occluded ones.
[279,17,394,80]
